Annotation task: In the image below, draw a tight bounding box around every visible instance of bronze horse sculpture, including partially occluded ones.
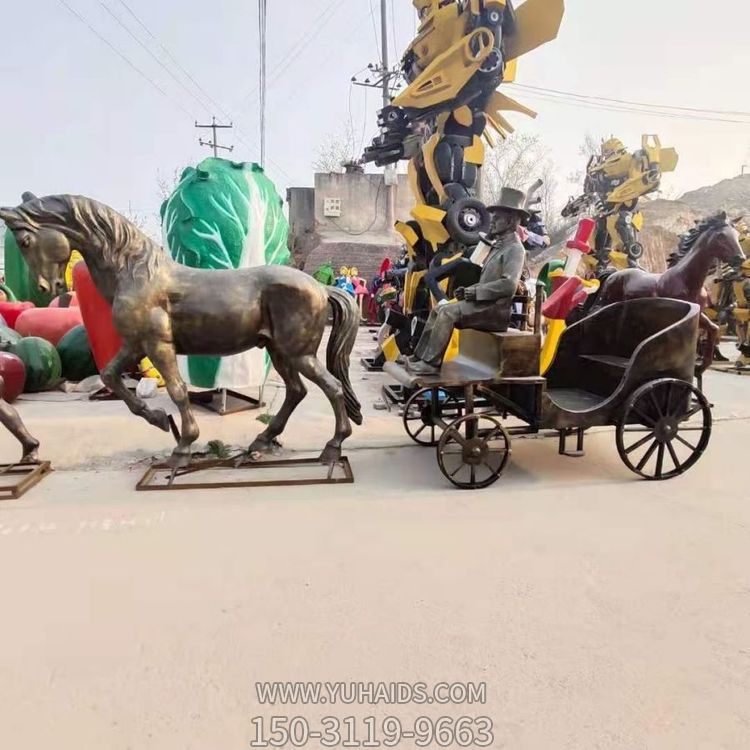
[0,195,362,468]
[593,213,746,372]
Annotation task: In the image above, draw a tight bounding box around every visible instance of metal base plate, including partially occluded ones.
[188,389,262,416]
[0,461,53,500]
[361,356,385,373]
[136,456,354,492]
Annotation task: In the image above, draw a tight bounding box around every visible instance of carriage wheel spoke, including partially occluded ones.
[675,434,697,452]
[636,440,659,472]
[683,403,705,420]
[649,390,664,420]
[470,465,476,485]
[625,432,655,455]
[413,424,427,438]
[664,382,676,417]
[632,404,656,427]
[449,463,465,479]
[444,428,468,448]
[655,443,666,478]
[667,441,683,472]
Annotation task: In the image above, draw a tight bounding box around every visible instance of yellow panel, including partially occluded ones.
[382,335,401,362]
[393,29,493,109]
[453,105,473,127]
[489,91,537,119]
[423,133,447,204]
[395,221,419,260]
[660,147,679,173]
[540,318,566,374]
[504,0,565,61]
[502,58,518,83]
[404,270,427,314]
[632,212,644,231]
[445,330,461,362]
[465,135,485,166]
[412,204,450,246]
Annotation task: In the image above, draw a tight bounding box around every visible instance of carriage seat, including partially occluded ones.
[445,329,541,381]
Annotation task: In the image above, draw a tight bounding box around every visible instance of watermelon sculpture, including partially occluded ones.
[0,352,26,402]
[10,337,62,392]
[57,325,98,382]
[0,325,21,349]
[161,157,290,389]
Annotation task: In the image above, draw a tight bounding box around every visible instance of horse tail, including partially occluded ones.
[325,285,363,426]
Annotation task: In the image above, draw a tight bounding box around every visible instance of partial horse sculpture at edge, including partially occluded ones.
[593,212,746,373]
[0,195,363,469]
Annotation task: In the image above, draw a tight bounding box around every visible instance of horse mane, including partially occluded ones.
[668,213,727,268]
[10,194,165,281]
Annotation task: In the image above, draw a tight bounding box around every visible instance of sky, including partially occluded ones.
[1,0,749,231]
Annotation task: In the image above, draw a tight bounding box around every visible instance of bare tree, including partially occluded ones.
[313,121,358,173]
[567,132,607,187]
[156,167,184,203]
[482,133,566,236]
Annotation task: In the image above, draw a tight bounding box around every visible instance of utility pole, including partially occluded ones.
[354,0,401,231]
[258,0,268,168]
[195,117,234,157]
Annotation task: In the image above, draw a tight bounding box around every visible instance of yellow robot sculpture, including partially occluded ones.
[362,0,564,359]
[563,135,679,271]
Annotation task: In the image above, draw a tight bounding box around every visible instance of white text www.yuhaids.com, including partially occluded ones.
[255,682,487,706]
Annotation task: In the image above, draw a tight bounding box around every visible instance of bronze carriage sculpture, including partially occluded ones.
[388,296,711,489]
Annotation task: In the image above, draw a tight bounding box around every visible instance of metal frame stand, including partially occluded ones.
[136,456,354,492]
[0,461,53,500]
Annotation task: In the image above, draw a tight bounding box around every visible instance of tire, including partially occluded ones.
[445,198,490,246]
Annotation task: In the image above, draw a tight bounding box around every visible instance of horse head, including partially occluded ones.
[709,211,746,269]
[0,195,74,296]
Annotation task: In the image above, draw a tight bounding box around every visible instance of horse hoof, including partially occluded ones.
[248,438,282,456]
[319,445,342,465]
[166,450,191,470]
[150,409,171,433]
[20,447,39,465]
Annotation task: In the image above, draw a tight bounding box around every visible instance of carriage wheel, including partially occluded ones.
[616,378,712,481]
[402,388,463,446]
[437,414,511,490]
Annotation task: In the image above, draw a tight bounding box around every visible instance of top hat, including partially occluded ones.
[487,187,530,221]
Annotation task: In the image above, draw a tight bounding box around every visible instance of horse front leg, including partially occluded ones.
[144,339,200,469]
[100,344,171,433]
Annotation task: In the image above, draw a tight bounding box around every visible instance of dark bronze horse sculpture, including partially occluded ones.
[0,195,362,468]
[593,213,746,371]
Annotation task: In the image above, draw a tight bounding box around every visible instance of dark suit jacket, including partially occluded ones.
[457,232,526,331]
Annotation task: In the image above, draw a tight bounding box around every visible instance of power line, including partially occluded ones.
[258,0,267,166]
[512,84,750,125]
[113,0,232,120]
[508,84,750,125]
[368,0,382,62]
[511,82,750,119]
[56,0,197,120]
[99,1,212,116]
[235,0,347,111]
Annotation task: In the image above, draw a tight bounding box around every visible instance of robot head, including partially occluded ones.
[601,138,626,158]
[413,0,438,22]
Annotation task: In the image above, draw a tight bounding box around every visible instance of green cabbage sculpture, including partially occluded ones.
[161,158,290,389]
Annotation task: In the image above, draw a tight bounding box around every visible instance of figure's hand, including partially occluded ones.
[454,287,466,301]
[463,287,477,302]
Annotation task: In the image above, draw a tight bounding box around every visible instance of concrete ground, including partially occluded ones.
[0,331,749,749]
